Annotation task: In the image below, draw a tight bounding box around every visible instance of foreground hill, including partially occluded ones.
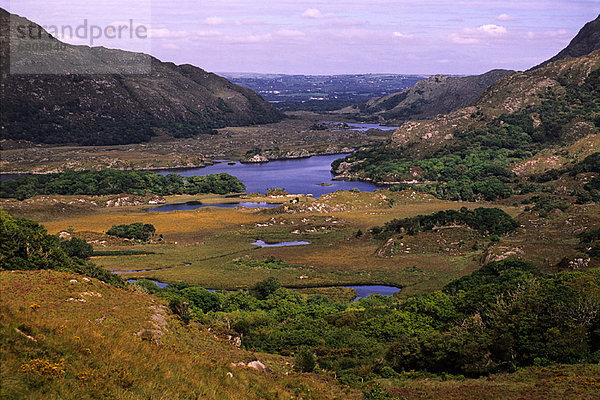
[0,9,282,146]
[339,69,513,122]
[0,270,354,399]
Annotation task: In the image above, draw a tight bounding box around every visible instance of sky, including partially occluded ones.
[3,0,599,75]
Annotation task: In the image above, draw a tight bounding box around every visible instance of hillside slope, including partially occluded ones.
[338,69,513,122]
[387,51,599,155]
[332,51,599,202]
[0,9,282,146]
[0,270,354,399]
[533,14,600,69]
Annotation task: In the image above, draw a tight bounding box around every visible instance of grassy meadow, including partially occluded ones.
[6,189,595,297]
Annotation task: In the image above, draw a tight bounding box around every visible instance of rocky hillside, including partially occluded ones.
[332,50,599,202]
[338,69,513,122]
[387,51,599,155]
[0,9,282,146]
[533,14,600,69]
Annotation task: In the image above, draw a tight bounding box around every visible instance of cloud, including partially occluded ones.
[223,33,273,43]
[526,29,568,39]
[301,8,333,19]
[449,24,508,44]
[276,29,305,38]
[147,28,188,38]
[478,24,507,36]
[205,17,225,25]
[496,13,514,21]
[393,31,414,39]
[449,34,480,44]
[195,29,221,37]
[161,43,180,50]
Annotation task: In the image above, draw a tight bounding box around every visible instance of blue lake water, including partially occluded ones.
[124,279,400,300]
[251,240,311,247]
[126,279,218,291]
[147,201,280,212]
[324,122,398,132]
[346,285,402,301]
[156,153,381,197]
[127,279,169,288]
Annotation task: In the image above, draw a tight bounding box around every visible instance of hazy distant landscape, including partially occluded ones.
[222,73,428,111]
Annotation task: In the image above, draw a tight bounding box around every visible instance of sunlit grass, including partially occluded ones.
[0,270,357,399]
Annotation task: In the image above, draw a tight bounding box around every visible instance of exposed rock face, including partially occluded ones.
[246,361,268,372]
[105,194,166,207]
[342,69,513,122]
[533,14,600,69]
[558,257,591,270]
[481,246,524,265]
[0,8,282,146]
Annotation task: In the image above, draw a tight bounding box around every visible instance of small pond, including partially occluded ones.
[345,285,402,301]
[250,240,311,248]
[127,279,169,288]
[322,122,398,132]
[147,201,280,212]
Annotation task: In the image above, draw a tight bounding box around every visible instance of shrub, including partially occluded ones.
[0,210,123,287]
[106,223,156,241]
[294,348,316,372]
[59,237,93,259]
[380,207,518,237]
[250,277,281,300]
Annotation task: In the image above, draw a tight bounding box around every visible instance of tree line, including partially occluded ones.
[0,169,246,200]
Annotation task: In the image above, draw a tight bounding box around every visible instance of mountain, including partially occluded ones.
[338,69,513,122]
[0,9,282,146]
[332,50,600,201]
[533,14,600,69]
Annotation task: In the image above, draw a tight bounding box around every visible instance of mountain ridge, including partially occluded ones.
[532,14,600,69]
[0,8,282,146]
[337,69,513,123]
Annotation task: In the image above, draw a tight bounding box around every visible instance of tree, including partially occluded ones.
[60,237,93,259]
[250,277,282,300]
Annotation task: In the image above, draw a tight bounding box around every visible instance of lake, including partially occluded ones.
[323,122,398,132]
[157,153,382,197]
[124,279,401,301]
[147,201,281,212]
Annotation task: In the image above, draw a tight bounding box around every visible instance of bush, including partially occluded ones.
[0,210,123,286]
[250,277,282,300]
[106,223,156,241]
[168,298,191,324]
[380,207,518,237]
[59,237,93,259]
[294,348,316,372]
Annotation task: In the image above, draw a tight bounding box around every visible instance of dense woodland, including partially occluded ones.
[0,170,246,200]
[333,69,600,201]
